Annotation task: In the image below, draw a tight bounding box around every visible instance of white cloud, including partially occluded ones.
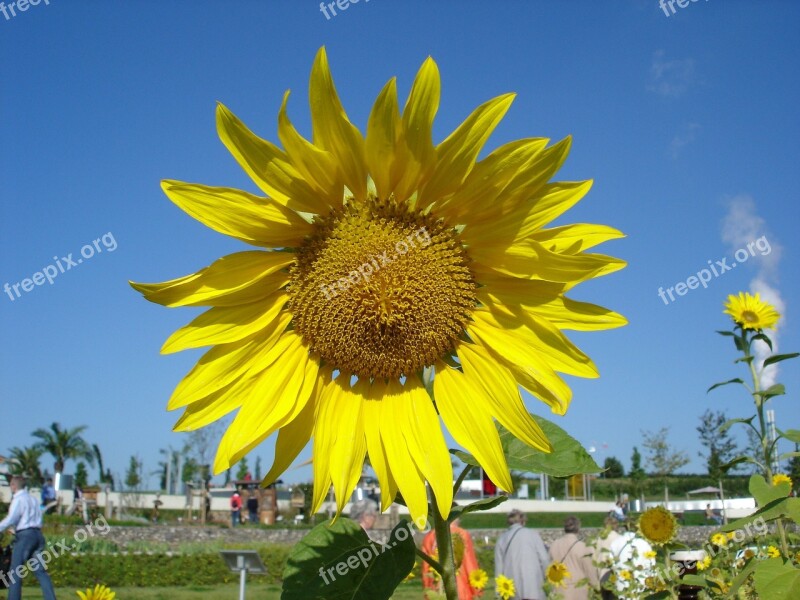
[647,50,696,98]
[669,122,700,158]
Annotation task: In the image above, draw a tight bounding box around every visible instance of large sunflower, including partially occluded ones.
[131,48,625,526]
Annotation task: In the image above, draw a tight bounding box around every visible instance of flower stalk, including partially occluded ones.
[432,499,459,600]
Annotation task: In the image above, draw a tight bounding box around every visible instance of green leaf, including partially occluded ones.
[716,330,736,337]
[719,416,755,433]
[735,356,755,364]
[454,413,600,478]
[751,332,774,352]
[763,353,800,368]
[680,574,708,587]
[754,558,800,600]
[778,451,800,461]
[755,384,786,399]
[779,429,800,443]
[720,496,800,532]
[750,474,791,507]
[707,378,745,393]
[720,455,756,473]
[281,518,416,600]
[448,495,507,522]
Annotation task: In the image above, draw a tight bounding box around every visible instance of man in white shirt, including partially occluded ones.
[0,476,58,599]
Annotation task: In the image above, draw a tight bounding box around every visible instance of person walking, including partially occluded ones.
[548,516,599,600]
[230,491,242,527]
[494,509,549,600]
[0,476,58,600]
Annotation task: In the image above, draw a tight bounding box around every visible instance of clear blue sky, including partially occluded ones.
[2,0,798,489]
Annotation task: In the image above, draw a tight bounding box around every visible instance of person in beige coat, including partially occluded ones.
[548,516,600,600]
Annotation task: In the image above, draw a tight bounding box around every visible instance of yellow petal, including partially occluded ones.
[457,343,551,453]
[216,103,324,214]
[278,90,343,206]
[469,309,598,379]
[375,379,429,526]
[309,47,367,200]
[401,378,453,519]
[363,384,398,512]
[366,78,402,200]
[420,93,515,206]
[327,381,367,515]
[310,375,338,514]
[436,138,549,219]
[173,381,244,432]
[168,311,291,410]
[161,291,289,354]
[471,240,626,285]
[217,333,318,468]
[531,224,625,254]
[160,181,313,247]
[433,362,512,492]
[131,251,293,308]
[394,57,440,202]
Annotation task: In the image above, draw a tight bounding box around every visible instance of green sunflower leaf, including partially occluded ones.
[763,353,800,368]
[719,416,755,433]
[751,333,774,352]
[754,557,800,600]
[281,518,416,600]
[707,378,745,393]
[778,429,800,443]
[448,495,508,522]
[750,474,791,507]
[754,384,786,399]
[453,413,600,477]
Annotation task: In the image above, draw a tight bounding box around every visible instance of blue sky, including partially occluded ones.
[1,0,798,489]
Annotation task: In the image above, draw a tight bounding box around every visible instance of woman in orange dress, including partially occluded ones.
[421,518,481,599]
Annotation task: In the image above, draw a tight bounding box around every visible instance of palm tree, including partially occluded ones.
[31,422,94,475]
[8,445,45,486]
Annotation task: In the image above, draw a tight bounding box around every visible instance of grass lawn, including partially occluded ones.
[11,582,424,599]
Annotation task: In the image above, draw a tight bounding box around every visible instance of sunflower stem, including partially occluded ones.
[432,500,459,600]
[415,546,443,574]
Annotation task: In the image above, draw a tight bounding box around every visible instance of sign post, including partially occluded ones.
[219,550,267,600]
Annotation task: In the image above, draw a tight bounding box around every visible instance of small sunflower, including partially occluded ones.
[638,506,678,546]
[697,555,712,571]
[710,533,728,547]
[546,561,571,588]
[724,292,780,331]
[644,576,666,592]
[643,550,657,560]
[619,569,632,581]
[131,47,626,525]
[772,473,792,488]
[495,574,516,600]
[767,545,781,558]
[76,585,116,600]
[468,568,488,590]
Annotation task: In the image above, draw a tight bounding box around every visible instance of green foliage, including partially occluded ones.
[235,456,249,481]
[454,413,600,477]
[31,422,94,474]
[641,427,690,477]
[697,410,740,480]
[124,456,142,490]
[602,456,625,478]
[74,461,89,489]
[281,519,416,600]
[7,445,44,486]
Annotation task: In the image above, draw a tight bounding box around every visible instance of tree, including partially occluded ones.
[642,428,690,502]
[92,444,113,486]
[697,410,739,480]
[74,461,89,489]
[787,444,800,489]
[630,447,645,479]
[603,456,625,478]
[125,455,142,491]
[236,457,250,481]
[32,422,94,475]
[8,446,44,486]
[254,456,263,481]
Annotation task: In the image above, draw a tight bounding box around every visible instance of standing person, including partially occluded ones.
[421,514,481,599]
[592,516,622,599]
[0,476,58,600]
[548,516,599,600]
[495,509,549,600]
[40,479,56,514]
[246,491,259,524]
[349,499,378,531]
[230,491,242,527]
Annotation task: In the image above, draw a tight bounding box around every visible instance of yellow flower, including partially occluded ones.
[767,545,781,558]
[131,47,626,525]
[644,550,657,560]
[469,568,488,590]
[620,569,633,580]
[697,555,712,571]
[496,574,516,600]
[711,533,728,547]
[638,506,678,545]
[76,585,116,600]
[726,531,736,541]
[743,549,755,560]
[547,562,571,588]
[772,473,792,488]
[724,292,780,330]
[644,576,666,591]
